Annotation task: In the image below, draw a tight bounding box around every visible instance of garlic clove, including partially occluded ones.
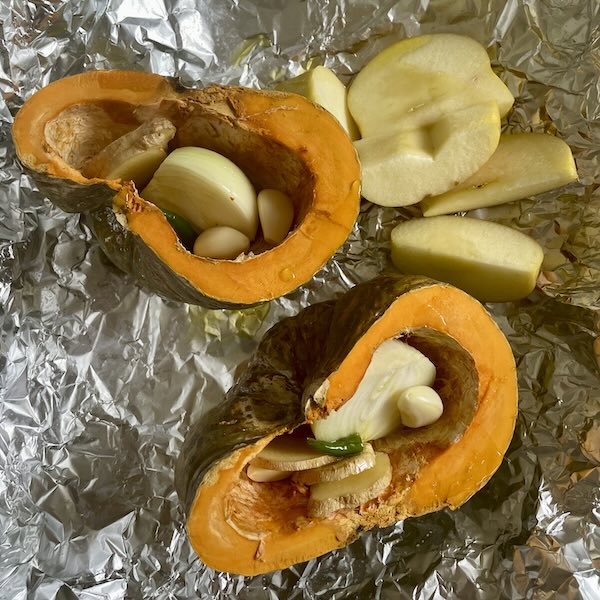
[396,385,443,428]
[257,189,294,244]
[193,226,250,260]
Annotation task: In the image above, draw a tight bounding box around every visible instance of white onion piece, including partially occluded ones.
[142,147,258,239]
[312,339,436,442]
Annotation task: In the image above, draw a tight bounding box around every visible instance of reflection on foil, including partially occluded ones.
[0,0,599,598]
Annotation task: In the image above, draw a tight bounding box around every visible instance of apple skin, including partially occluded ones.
[420,133,578,216]
[347,33,514,138]
[355,102,500,207]
[390,215,544,302]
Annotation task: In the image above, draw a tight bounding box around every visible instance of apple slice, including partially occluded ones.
[277,66,360,140]
[391,215,544,302]
[420,133,578,216]
[348,33,514,138]
[355,102,500,207]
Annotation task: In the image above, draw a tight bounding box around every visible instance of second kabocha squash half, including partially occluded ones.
[13,70,361,308]
[176,274,518,575]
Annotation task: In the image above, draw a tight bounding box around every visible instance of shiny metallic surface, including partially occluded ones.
[1,0,599,597]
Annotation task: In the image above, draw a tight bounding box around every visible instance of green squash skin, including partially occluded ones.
[175,274,435,517]
[87,207,249,309]
[23,164,252,307]
[25,168,115,213]
[175,299,335,514]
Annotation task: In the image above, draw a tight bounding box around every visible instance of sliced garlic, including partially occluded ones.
[142,147,259,240]
[192,226,250,260]
[247,463,291,483]
[257,189,294,244]
[396,385,443,428]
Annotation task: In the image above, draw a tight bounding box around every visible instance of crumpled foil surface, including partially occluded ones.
[1,0,599,598]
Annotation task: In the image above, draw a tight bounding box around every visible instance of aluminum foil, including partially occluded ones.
[1,0,599,598]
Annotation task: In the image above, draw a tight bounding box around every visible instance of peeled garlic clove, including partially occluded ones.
[396,385,443,428]
[246,463,291,483]
[142,147,259,240]
[257,189,294,244]
[193,226,250,260]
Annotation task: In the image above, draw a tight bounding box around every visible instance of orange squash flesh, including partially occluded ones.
[14,71,176,183]
[13,71,361,307]
[180,277,517,575]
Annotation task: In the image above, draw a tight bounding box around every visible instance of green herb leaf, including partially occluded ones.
[161,208,197,250]
[307,433,364,456]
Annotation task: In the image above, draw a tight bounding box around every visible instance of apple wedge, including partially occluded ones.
[390,216,544,302]
[355,102,500,207]
[420,133,578,216]
[348,33,513,138]
[277,66,360,140]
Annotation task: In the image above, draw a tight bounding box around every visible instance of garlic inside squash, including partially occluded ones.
[237,328,478,523]
[40,95,318,268]
[17,73,361,307]
[193,227,251,260]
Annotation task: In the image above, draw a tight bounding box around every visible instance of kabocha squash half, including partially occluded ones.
[175,274,518,575]
[13,70,361,308]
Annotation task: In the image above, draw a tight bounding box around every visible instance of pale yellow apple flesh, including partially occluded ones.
[355,102,500,207]
[276,66,360,140]
[390,216,544,302]
[347,33,514,137]
[420,133,578,216]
